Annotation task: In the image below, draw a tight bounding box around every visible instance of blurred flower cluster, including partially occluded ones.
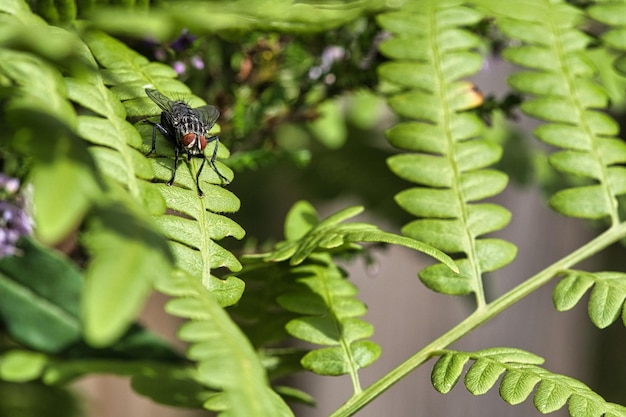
[152,29,205,76]
[0,174,32,257]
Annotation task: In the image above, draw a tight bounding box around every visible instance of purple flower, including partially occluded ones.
[0,174,32,258]
[0,175,19,194]
[171,29,197,52]
[191,55,205,70]
[172,61,186,75]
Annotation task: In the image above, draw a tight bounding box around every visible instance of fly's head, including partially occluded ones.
[179,112,208,155]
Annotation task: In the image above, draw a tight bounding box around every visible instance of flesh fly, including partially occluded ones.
[145,88,229,197]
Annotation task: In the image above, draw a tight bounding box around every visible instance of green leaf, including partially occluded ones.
[553,270,626,329]
[431,352,470,394]
[264,226,381,391]
[419,261,473,295]
[499,370,541,405]
[0,350,47,382]
[130,365,209,408]
[549,186,613,220]
[473,347,544,365]
[264,202,456,272]
[0,237,82,353]
[433,348,622,416]
[475,239,517,272]
[157,271,292,416]
[5,110,102,244]
[308,99,347,149]
[553,271,595,311]
[300,341,381,376]
[533,379,571,414]
[82,202,173,347]
[379,2,513,300]
[499,2,624,224]
[464,358,507,395]
[588,275,626,329]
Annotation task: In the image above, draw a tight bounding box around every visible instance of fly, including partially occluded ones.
[144,88,229,197]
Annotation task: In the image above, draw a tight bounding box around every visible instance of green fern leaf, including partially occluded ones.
[499,370,542,405]
[0,237,82,353]
[491,0,626,225]
[553,269,626,329]
[81,202,174,346]
[589,2,626,76]
[533,378,572,414]
[464,358,506,395]
[239,202,387,392]
[378,2,515,301]
[0,350,47,383]
[30,0,77,25]
[157,271,293,416]
[0,16,105,244]
[433,349,626,417]
[431,352,470,394]
[263,201,457,271]
[86,1,385,38]
[277,255,381,385]
[80,30,244,301]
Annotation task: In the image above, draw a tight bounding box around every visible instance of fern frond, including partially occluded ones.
[263,203,457,271]
[240,201,384,394]
[0,0,176,348]
[377,1,515,304]
[85,0,385,39]
[156,270,293,416]
[482,0,626,225]
[80,30,244,298]
[432,348,626,416]
[0,1,103,244]
[238,200,454,394]
[588,2,626,77]
[0,237,82,353]
[553,269,626,329]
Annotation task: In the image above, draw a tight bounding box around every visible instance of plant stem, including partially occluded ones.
[329,222,626,417]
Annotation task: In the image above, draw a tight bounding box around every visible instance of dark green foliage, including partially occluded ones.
[0,237,82,353]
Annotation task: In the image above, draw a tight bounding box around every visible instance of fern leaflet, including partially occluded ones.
[553,269,626,329]
[377,0,516,305]
[480,0,626,225]
[155,270,293,416]
[432,348,626,417]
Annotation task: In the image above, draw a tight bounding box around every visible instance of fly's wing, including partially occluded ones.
[193,105,220,130]
[145,88,175,114]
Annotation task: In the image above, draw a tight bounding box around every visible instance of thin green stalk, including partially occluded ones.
[329,221,626,417]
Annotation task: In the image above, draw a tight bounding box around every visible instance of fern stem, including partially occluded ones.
[329,221,626,417]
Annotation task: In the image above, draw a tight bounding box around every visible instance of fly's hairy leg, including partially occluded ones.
[206,135,230,184]
[167,143,181,186]
[195,155,207,197]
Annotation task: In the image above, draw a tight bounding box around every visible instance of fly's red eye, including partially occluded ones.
[182,133,196,148]
[198,135,207,150]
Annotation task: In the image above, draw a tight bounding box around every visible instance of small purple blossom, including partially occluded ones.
[0,174,32,258]
[191,55,205,70]
[172,61,186,75]
[170,29,197,53]
[0,175,19,194]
